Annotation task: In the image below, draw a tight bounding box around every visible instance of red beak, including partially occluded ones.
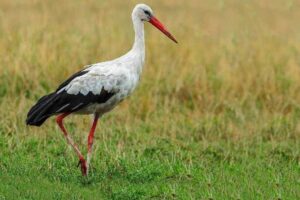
[149,16,178,43]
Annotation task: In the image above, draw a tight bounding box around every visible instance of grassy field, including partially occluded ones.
[0,0,300,199]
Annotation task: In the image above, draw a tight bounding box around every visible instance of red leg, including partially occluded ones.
[86,113,100,175]
[56,113,87,176]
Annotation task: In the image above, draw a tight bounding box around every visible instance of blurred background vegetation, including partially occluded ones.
[0,0,299,199]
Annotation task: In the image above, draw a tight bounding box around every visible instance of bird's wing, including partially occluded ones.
[48,64,127,114]
[26,62,130,125]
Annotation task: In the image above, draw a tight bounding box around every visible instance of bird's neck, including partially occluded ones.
[131,15,145,58]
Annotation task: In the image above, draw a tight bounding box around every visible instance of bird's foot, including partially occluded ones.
[77,158,87,176]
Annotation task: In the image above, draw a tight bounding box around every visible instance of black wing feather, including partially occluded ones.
[50,89,115,114]
[26,68,115,126]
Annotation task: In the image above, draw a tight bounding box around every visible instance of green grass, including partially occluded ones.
[1,0,300,199]
[0,118,299,199]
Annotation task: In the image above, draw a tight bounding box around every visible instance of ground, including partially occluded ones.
[0,0,300,199]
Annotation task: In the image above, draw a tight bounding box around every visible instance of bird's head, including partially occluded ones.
[133,3,178,43]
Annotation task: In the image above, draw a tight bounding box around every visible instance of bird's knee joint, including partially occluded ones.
[56,116,62,125]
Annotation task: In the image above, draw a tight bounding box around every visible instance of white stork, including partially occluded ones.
[26,3,177,176]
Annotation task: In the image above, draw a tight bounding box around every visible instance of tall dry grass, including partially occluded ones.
[0,0,300,144]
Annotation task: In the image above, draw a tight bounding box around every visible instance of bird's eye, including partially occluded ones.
[144,10,151,16]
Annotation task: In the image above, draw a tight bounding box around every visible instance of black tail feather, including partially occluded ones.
[26,93,57,126]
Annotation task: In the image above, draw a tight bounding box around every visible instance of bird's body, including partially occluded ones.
[27,49,144,125]
[26,3,177,176]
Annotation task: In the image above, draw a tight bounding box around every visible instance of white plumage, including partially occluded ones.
[26,3,177,176]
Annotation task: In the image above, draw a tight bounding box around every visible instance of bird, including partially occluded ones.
[26,3,177,176]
